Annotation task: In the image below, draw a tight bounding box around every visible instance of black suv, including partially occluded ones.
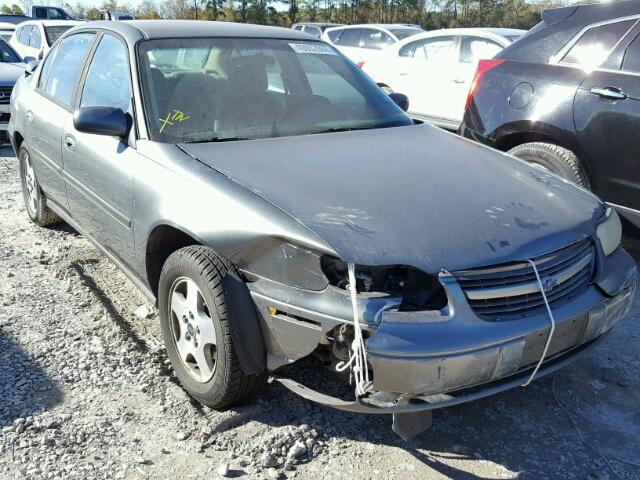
[459,0,640,229]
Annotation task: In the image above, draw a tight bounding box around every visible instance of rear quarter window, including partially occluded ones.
[560,19,636,68]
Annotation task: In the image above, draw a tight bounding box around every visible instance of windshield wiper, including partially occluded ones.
[309,124,394,135]
[183,136,251,144]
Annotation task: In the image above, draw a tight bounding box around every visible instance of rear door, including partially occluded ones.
[573,23,640,211]
[27,32,95,210]
[448,35,504,124]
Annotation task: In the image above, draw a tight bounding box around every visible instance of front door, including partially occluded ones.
[574,31,640,213]
[394,35,456,121]
[27,32,95,210]
[62,33,137,267]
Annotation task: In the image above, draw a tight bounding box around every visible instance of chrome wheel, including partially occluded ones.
[168,277,217,383]
[23,151,38,215]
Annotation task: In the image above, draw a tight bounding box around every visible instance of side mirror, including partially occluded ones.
[23,58,39,76]
[73,106,129,138]
[389,92,409,112]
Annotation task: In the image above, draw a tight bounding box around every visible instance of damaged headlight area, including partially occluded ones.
[596,207,622,256]
[320,256,448,311]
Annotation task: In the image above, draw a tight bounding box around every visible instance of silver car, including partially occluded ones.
[9,20,637,438]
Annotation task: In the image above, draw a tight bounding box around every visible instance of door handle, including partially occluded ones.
[398,72,408,76]
[590,87,627,100]
[25,111,33,123]
[64,134,76,150]
[453,78,467,84]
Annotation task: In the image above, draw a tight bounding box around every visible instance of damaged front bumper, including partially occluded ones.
[250,247,637,413]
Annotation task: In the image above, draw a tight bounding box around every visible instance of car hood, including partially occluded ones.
[180,124,604,272]
[0,63,26,86]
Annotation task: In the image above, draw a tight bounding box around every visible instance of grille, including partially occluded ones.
[0,87,12,104]
[453,238,595,320]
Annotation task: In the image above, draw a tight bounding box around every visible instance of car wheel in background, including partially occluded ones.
[18,145,62,227]
[158,245,266,409]
[508,142,590,189]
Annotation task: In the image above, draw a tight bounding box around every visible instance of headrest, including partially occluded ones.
[227,55,275,94]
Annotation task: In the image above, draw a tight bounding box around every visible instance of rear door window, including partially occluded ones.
[560,19,636,68]
[622,33,640,73]
[460,36,502,63]
[362,29,393,50]
[42,33,95,106]
[336,28,363,47]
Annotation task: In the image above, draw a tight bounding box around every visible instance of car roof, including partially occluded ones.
[77,20,316,42]
[394,27,525,45]
[0,15,30,25]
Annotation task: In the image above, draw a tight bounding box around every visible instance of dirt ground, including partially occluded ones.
[1,146,639,480]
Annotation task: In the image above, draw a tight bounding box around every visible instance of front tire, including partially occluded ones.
[508,142,590,189]
[19,145,61,226]
[158,246,266,408]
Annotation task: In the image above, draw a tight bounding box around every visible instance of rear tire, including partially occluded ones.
[158,246,266,409]
[18,145,61,227]
[508,142,590,189]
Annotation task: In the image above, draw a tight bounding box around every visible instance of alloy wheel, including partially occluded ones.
[168,277,217,383]
[23,151,38,215]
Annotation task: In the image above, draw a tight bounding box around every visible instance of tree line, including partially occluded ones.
[9,0,569,31]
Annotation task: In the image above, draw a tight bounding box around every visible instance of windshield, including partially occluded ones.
[138,38,411,143]
[389,28,422,40]
[44,25,72,46]
[0,38,20,62]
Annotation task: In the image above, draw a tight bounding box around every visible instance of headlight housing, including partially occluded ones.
[596,207,622,256]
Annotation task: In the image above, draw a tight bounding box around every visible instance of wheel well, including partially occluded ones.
[13,131,24,152]
[494,132,565,153]
[146,225,200,298]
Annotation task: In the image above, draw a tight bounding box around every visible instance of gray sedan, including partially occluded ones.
[8,20,637,437]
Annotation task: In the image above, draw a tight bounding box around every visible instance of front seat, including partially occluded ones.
[216,56,281,138]
[163,73,222,139]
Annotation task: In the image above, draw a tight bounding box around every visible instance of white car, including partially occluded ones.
[9,20,81,60]
[363,28,525,129]
[322,24,423,67]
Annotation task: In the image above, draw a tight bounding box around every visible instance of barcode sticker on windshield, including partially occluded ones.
[289,43,337,55]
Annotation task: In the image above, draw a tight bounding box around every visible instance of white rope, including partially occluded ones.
[522,259,556,387]
[335,263,371,397]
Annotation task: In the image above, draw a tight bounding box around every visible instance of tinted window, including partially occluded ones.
[460,36,502,63]
[388,28,422,40]
[561,19,635,67]
[0,39,20,62]
[294,25,303,31]
[362,29,393,50]
[44,25,73,46]
[336,29,362,47]
[400,36,455,60]
[18,26,32,45]
[43,33,94,106]
[29,26,41,49]
[622,33,640,73]
[34,7,47,18]
[81,35,132,112]
[138,38,411,143]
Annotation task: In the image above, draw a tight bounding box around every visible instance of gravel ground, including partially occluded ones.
[1,146,639,480]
